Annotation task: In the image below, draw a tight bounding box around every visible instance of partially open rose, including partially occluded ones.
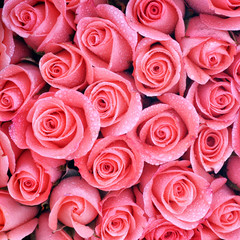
[39,42,93,90]
[125,0,185,41]
[181,17,236,84]
[74,4,138,72]
[187,73,239,130]
[95,189,146,240]
[205,181,240,240]
[49,176,101,238]
[75,135,144,191]
[143,160,212,230]
[185,0,240,31]
[128,93,199,164]
[0,63,44,122]
[190,124,232,176]
[8,150,64,206]
[133,34,186,96]
[9,89,100,160]
[140,216,194,240]
[2,0,74,52]
[0,190,39,234]
[0,128,15,188]
[84,67,142,136]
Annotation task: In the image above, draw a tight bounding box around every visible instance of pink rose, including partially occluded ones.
[0,218,38,240]
[140,216,194,240]
[9,89,100,160]
[49,176,101,238]
[95,189,146,240]
[0,62,45,121]
[2,0,74,52]
[0,9,14,71]
[227,46,240,100]
[232,112,240,157]
[143,160,212,230]
[226,156,240,189]
[36,212,72,240]
[185,0,240,31]
[187,73,239,130]
[133,34,186,96]
[84,67,142,136]
[0,190,39,233]
[204,180,240,240]
[75,135,144,191]
[8,150,64,206]
[181,17,236,84]
[39,42,93,90]
[128,93,199,164]
[190,124,233,177]
[125,0,185,41]
[74,4,138,72]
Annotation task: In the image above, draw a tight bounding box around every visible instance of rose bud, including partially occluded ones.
[181,16,236,84]
[49,176,101,238]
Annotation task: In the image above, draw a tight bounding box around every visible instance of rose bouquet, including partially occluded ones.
[1,0,240,239]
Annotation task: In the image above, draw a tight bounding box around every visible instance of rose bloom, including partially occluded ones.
[9,89,100,160]
[128,93,199,164]
[74,4,138,72]
[181,16,236,84]
[49,176,101,238]
[8,150,64,206]
[185,0,240,31]
[39,42,93,90]
[95,189,146,240]
[0,190,39,235]
[143,160,212,230]
[84,67,142,136]
[0,128,15,188]
[125,0,185,41]
[2,0,74,52]
[133,34,186,97]
[204,180,240,240]
[75,134,144,191]
[0,63,44,121]
[187,73,239,130]
[227,46,240,100]
[140,216,194,240]
[0,9,14,71]
[190,124,232,176]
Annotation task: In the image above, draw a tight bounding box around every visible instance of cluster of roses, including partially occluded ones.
[1,0,240,239]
